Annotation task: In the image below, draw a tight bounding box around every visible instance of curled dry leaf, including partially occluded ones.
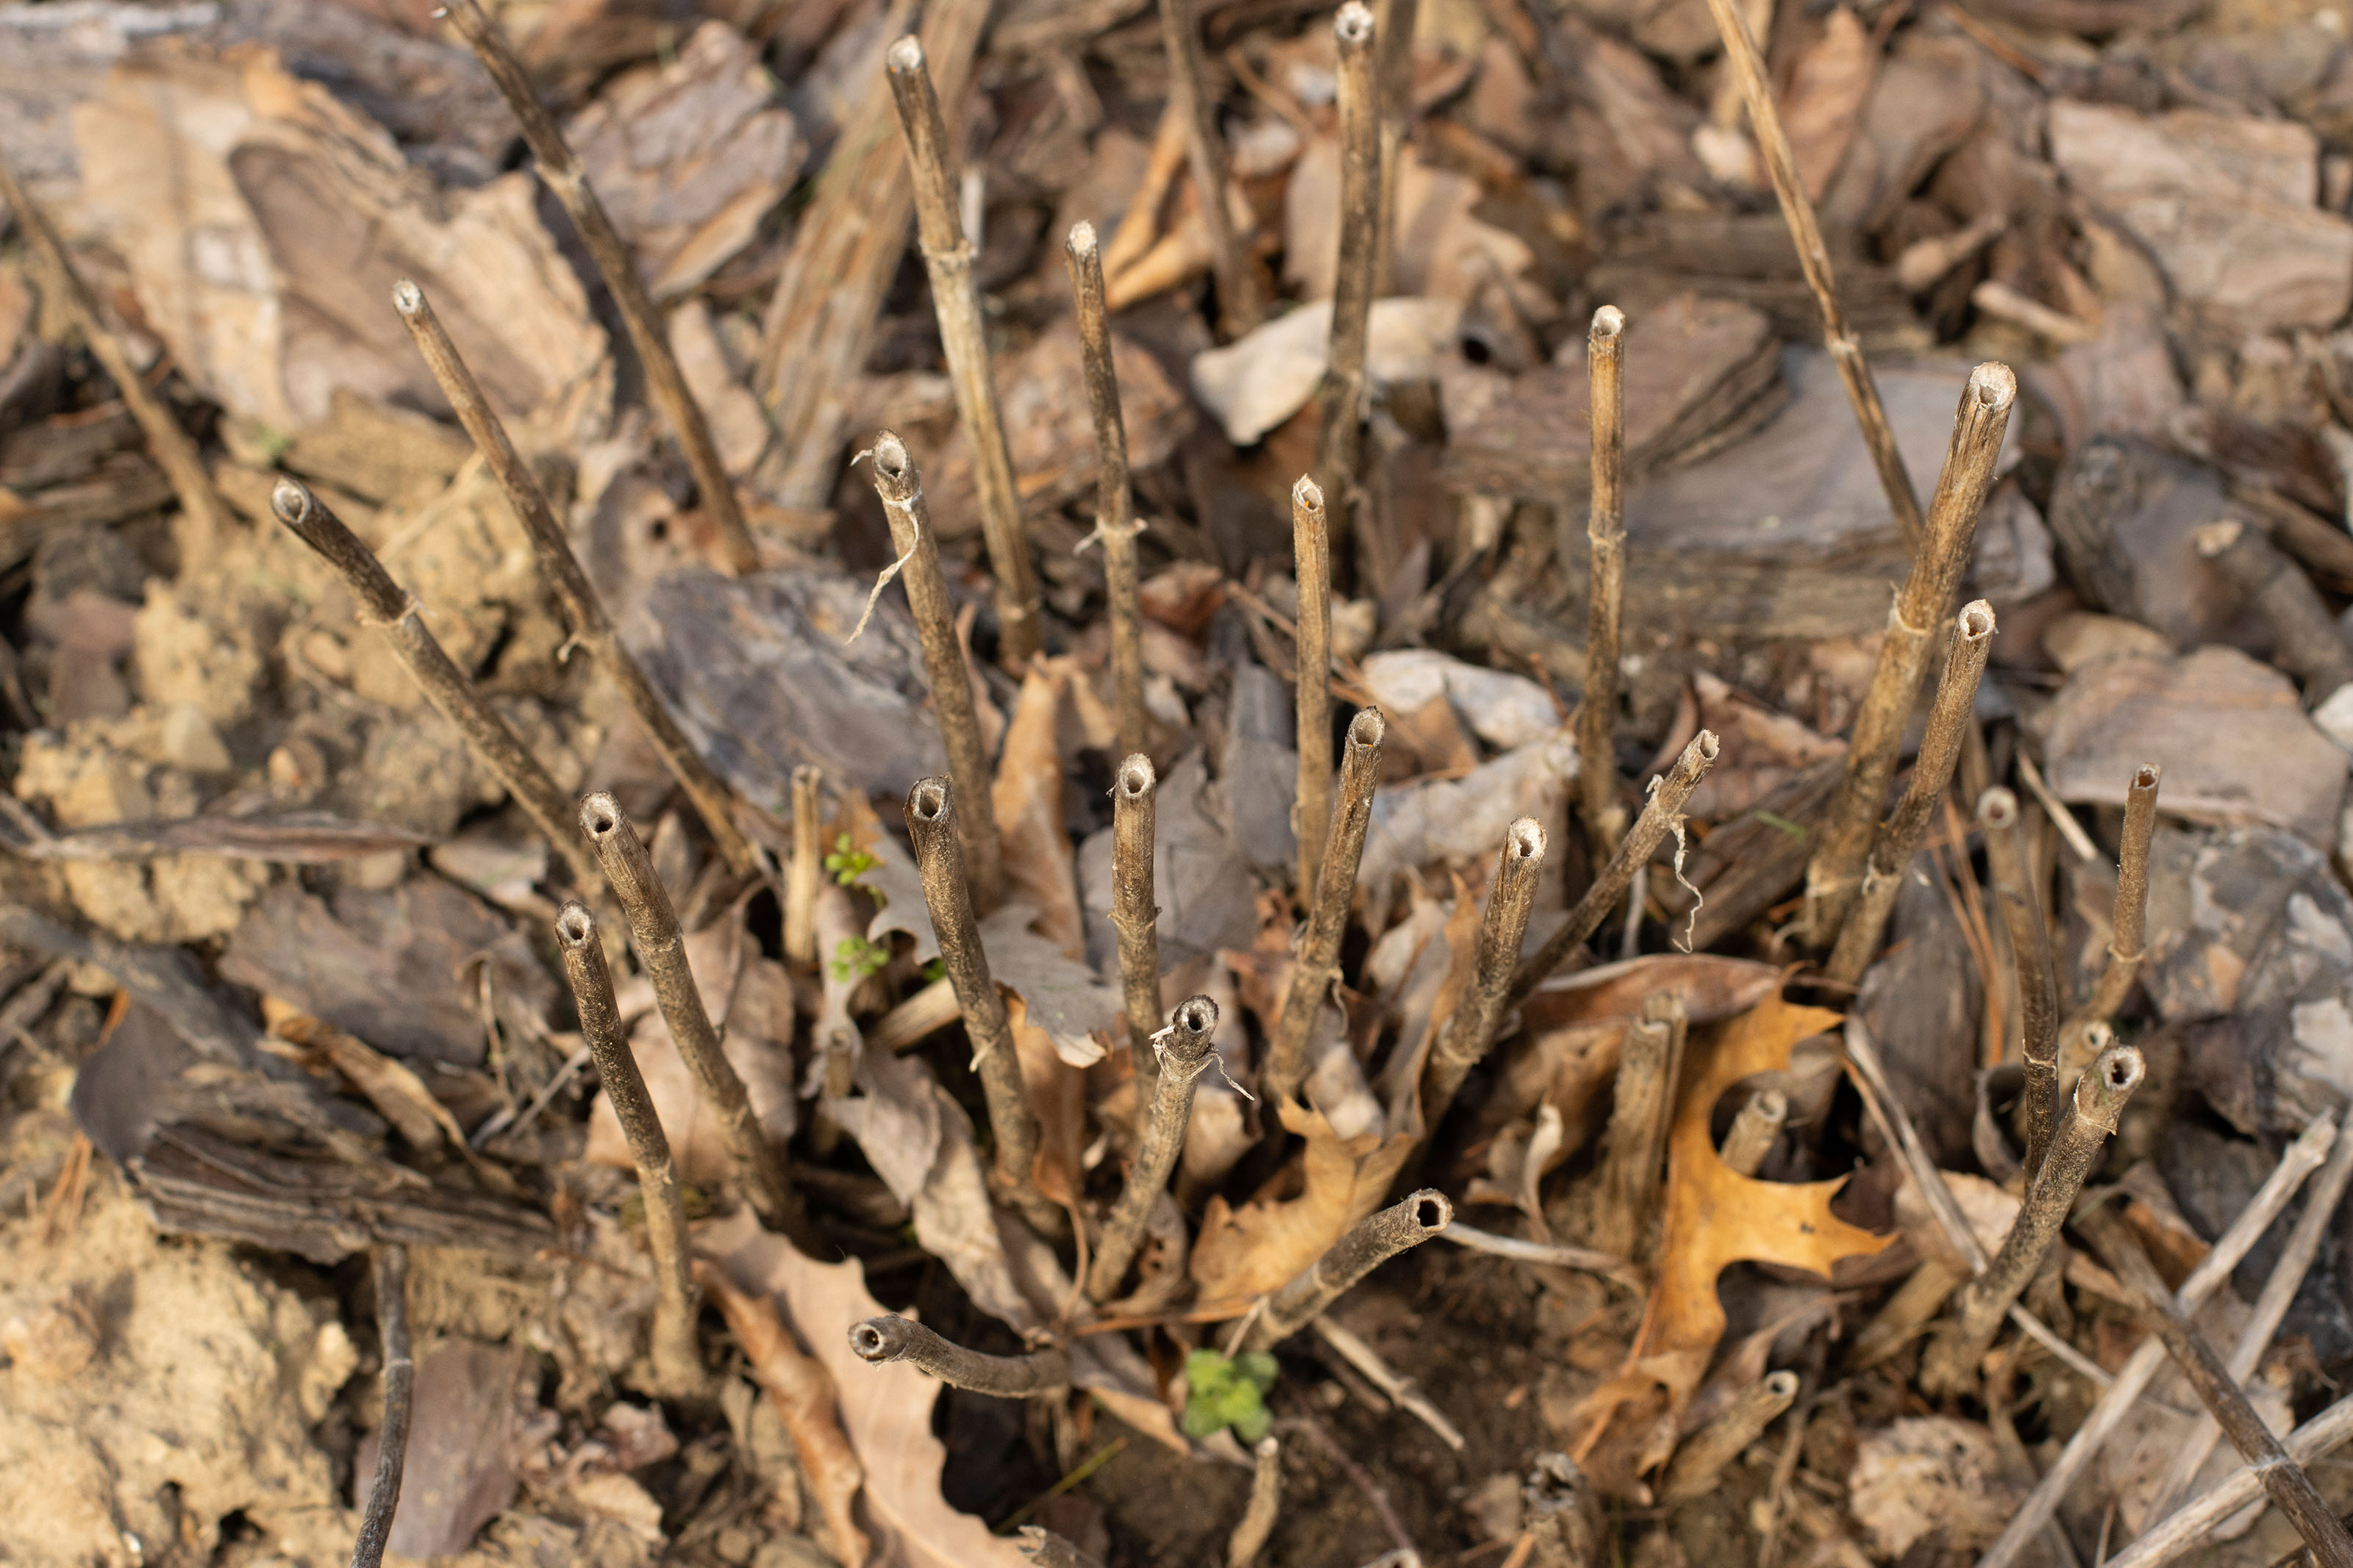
[993,659,1086,960]
[1190,1098,1417,1314]
[1008,992,1086,1208]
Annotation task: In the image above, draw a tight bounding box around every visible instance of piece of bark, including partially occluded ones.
[2045,439,2274,654]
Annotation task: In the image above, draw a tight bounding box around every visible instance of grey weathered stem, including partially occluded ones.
[0,154,232,556]
[392,279,756,875]
[785,767,823,966]
[1719,1088,1787,1178]
[1156,0,1257,334]
[1419,819,1547,1136]
[1088,995,1218,1303]
[1242,1189,1452,1350]
[1265,708,1387,1106]
[848,1315,1070,1397]
[580,792,815,1247]
[1803,364,2016,948]
[885,35,1043,669]
[269,479,604,898]
[868,431,1003,909]
[1110,754,1163,1098]
[1228,1436,1282,1568]
[1310,1314,1464,1450]
[1825,600,1997,984]
[1658,1370,1799,1502]
[1588,991,1688,1260]
[438,0,757,579]
[1508,731,1721,1006]
[1971,1110,2338,1568]
[2077,1206,2353,1568]
[350,1245,413,1568]
[1065,224,1149,759]
[904,776,1054,1231]
[1582,306,1629,857]
[554,901,703,1397]
[1311,3,1379,548]
[1701,0,1924,551]
[2198,519,2353,702]
[1371,0,1421,298]
[2056,764,2162,1072]
[1293,476,1335,903]
[1980,787,2060,1181]
[1921,1043,2144,1397]
[1440,1222,1639,1287]
[2105,1395,2353,1568]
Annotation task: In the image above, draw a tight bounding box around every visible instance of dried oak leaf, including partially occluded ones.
[991,658,1086,959]
[1189,1098,1416,1313]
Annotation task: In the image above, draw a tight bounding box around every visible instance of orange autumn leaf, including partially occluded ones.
[1189,1097,1416,1313]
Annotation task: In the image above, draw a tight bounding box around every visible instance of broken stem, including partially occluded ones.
[1243,1189,1453,1350]
[849,1314,1071,1397]
[1293,476,1335,904]
[1264,708,1388,1106]
[1419,818,1547,1137]
[554,901,704,1397]
[1824,599,1998,984]
[1156,0,1258,334]
[1718,1087,1787,1178]
[1110,754,1164,1101]
[1658,1370,1799,1502]
[1981,786,2060,1181]
[438,0,758,578]
[2056,764,2161,1073]
[1508,730,1722,1006]
[1581,305,1630,858]
[885,35,1044,669]
[351,1244,413,1568]
[1088,995,1219,1303]
[868,431,1004,909]
[1588,990,1688,1259]
[785,766,823,966]
[1065,223,1150,759]
[392,279,757,876]
[1227,1435,1282,1568]
[1311,3,1379,555]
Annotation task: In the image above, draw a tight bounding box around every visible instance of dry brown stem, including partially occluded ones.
[1803,364,2016,948]
[439,0,758,578]
[2056,762,2160,1075]
[1156,0,1258,334]
[1371,0,1421,296]
[1265,708,1387,1106]
[2107,1395,2353,1568]
[886,35,1043,668]
[1419,819,1547,1137]
[1228,1436,1282,1568]
[392,279,757,874]
[1088,995,1218,1303]
[849,1314,1071,1397]
[785,766,823,966]
[1659,1370,1799,1501]
[1312,3,1379,562]
[1293,476,1335,903]
[1718,1088,1787,1178]
[351,1245,413,1568]
[1242,1189,1453,1350]
[2198,518,2353,701]
[1588,991,1688,1259]
[1308,1314,1465,1450]
[1980,787,2060,1180]
[1581,305,1630,857]
[1110,754,1163,1097]
[1065,223,1149,759]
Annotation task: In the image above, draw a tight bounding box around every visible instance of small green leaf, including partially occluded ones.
[1232,1403,1272,1445]
[1235,1351,1279,1392]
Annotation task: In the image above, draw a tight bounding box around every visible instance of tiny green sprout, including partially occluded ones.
[829,935,889,984]
[824,832,880,889]
[1179,1347,1279,1444]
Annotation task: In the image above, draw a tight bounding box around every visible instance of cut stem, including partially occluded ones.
[554,902,703,1395]
[438,0,759,578]
[1419,819,1547,1136]
[1227,1436,1282,1568]
[885,35,1044,669]
[392,279,756,875]
[1804,364,2015,948]
[1658,1370,1799,1502]
[1293,476,1335,904]
[849,1314,1071,1397]
[1981,786,2060,1181]
[1065,223,1150,759]
[1311,3,1379,563]
[1582,305,1629,857]
[1110,754,1164,1103]
[350,1245,413,1568]
[785,766,823,966]
[1264,708,1388,1106]
[1156,0,1258,334]
[1718,1087,1787,1178]
[1588,990,1688,1259]
[1242,1189,1453,1350]
[579,792,815,1247]
[868,431,1004,909]
[2056,763,2161,1073]
[1088,995,1218,1303]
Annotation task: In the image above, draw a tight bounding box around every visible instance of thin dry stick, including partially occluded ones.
[1588,991,1688,1259]
[1581,305,1630,857]
[1658,1370,1799,1502]
[580,792,816,1247]
[1971,1110,2339,1568]
[904,776,1056,1233]
[392,281,757,875]
[2077,1206,2353,1568]
[1312,2,1379,560]
[885,35,1044,669]
[1920,1042,2145,1397]
[1088,995,1218,1303]
[438,0,757,577]
[1065,223,1149,759]
[1804,364,2015,948]
[1228,1435,1282,1568]
[785,767,824,966]
[554,901,703,1396]
[1508,731,1721,1006]
[1440,1222,1639,1288]
[1700,0,1924,549]
[849,1315,1071,1397]
[1309,1314,1465,1451]
[1719,1088,1788,1178]
[351,1244,413,1568]
[1370,0,1421,296]
[867,431,1004,908]
[1825,600,1997,984]
[1110,753,1164,1098]
[1419,818,1547,1136]
[1243,1189,1452,1350]
[2106,1395,2353,1568]
[2055,763,2161,1072]
[1265,708,1388,1106]
[1293,476,1335,903]
[1157,0,1257,334]
[269,479,605,898]
[1980,787,2061,1181]
[0,156,233,555]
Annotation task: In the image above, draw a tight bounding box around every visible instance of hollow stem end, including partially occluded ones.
[390,279,425,318]
[1590,304,1625,341]
[1957,599,1996,641]
[1116,753,1156,801]
[554,901,596,951]
[580,790,625,843]
[1977,786,2019,831]
[908,776,951,825]
[885,35,925,75]
[1505,817,1546,864]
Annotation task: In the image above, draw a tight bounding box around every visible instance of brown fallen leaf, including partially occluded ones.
[1515,953,1782,1039]
[1190,1098,1417,1314]
[1780,7,1877,201]
[992,658,1085,960]
[1008,991,1086,1210]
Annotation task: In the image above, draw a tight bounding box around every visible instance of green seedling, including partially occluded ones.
[830,935,889,984]
[1180,1347,1278,1444]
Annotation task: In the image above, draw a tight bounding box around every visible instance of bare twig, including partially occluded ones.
[1157,0,1258,334]
[849,1314,1071,1397]
[1243,1189,1452,1350]
[2056,764,2162,1075]
[1825,600,1997,984]
[1439,1222,1639,1287]
[1065,223,1150,759]
[867,431,1004,909]
[1509,731,1721,1005]
[886,35,1044,669]
[1088,995,1218,1303]
[1265,708,1388,1106]
[393,280,756,875]
[351,1245,413,1568]
[1309,1314,1464,1450]
[2198,519,2353,702]
[1294,476,1335,903]
[1581,306,1630,857]
[0,155,232,555]
[2106,1394,2353,1568]
[1921,1043,2144,1397]
[1719,1088,1787,1178]
[1371,0,1421,298]
[1111,754,1163,1099]
[1312,3,1379,560]
[579,792,815,1247]
[1980,787,2060,1181]
[1804,364,2016,948]
[1588,991,1688,1259]
[269,479,604,898]
[1659,1370,1799,1501]
[1419,818,1547,1137]
[785,767,823,966]
[1228,1434,1282,1568]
